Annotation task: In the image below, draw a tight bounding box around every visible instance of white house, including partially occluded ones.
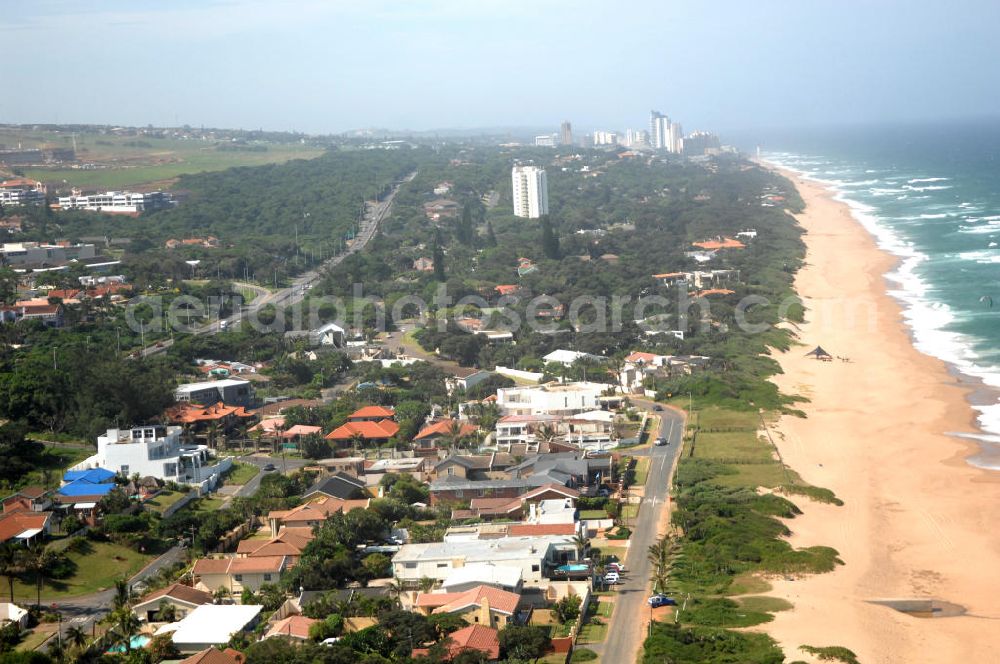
[496,381,609,416]
[526,499,577,526]
[311,322,346,347]
[155,604,263,653]
[392,535,579,585]
[542,350,602,367]
[72,426,231,491]
[175,378,254,407]
[0,603,28,629]
[440,565,523,593]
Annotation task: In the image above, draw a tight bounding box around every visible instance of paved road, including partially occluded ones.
[232,453,310,499]
[39,544,186,649]
[139,170,417,357]
[596,401,685,664]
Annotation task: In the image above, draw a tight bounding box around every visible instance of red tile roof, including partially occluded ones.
[348,406,395,420]
[445,624,500,660]
[0,510,50,542]
[415,419,479,441]
[692,238,745,250]
[325,419,399,441]
[265,615,317,640]
[166,401,253,424]
[625,352,661,364]
[179,648,245,664]
[417,585,520,616]
[494,285,520,296]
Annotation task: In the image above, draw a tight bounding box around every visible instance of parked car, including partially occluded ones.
[653,405,663,411]
[647,594,677,607]
[603,572,620,584]
[606,562,626,574]
[262,463,276,471]
[655,437,667,446]
[596,486,611,497]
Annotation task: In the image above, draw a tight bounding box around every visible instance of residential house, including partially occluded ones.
[414,585,522,629]
[264,615,318,641]
[392,535,579,585]
[496,382,611,416]
[0,509,51,546]
[495,412,615,448]
[429,478,530,506]
[444,369,495,396]
[414,624,501,662]
[266,496,370,534]
[325,419,399,446]
[510,452,611,487]
[235,528,314,564]
[1,487,52,513]
[432,453,516,482]
[175,379,255,408]
[165,402,254,435]
[364,458,431,488]
[192,556,288,595]
[412,257,435,272]
[0,299,64,327]
[542,350,602,367]
[71,426,231,491]
[414,419,479,448]
[154,604,262,653]
[133,583,214,623]
[0,603,29,630]
[451,485,580,522]
[302,473,368,501]
[179,648,245,664]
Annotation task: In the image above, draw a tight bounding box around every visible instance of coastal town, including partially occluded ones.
[2,4,998,663]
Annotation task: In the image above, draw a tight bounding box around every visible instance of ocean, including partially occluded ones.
[756,120,1000,469]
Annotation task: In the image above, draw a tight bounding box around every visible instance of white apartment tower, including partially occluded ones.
[668,122,684,154]
[650,111,670,150]
[511,165,549,219]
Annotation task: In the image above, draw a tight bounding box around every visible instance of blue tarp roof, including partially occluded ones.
[58,479,117,497]
[63,468,116,484]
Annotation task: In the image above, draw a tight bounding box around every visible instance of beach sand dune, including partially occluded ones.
[758,173,1000,664]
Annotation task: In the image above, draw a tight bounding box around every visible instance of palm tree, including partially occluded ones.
[571,534,590,561]
[112,576,134,611]
[21,546,59,608]
[0,543,22,603]
[418,576,436,593]
[65,625,88,650]
[109,606,140,654]
[535,424,559,446]
[349,431,365,456]
[206,421,221,451]
[213,586,231,604]
[647,534,678,593]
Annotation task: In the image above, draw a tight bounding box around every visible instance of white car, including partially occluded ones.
[603,572,620,584]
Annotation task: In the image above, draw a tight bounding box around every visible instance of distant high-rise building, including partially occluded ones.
[668,122,683,154]
[624,129,648,147]
[534,134,557,147]
[650,110,670,150]
[511,165,549,219]
[560,121,573,146]
[593,130,618,146]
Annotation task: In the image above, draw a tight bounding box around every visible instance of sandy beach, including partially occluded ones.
[757,172,1000,663]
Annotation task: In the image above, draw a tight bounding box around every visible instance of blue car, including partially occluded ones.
[647,594,677,607]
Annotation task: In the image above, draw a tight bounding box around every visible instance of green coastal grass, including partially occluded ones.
[9,541,152,600]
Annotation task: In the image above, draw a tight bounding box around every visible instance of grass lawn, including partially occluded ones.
[144,489,191,514]
[224,462,259,486]
[580,510,609,520]
[620,504,639,520]
[598,546,628,562]
[15,630,51,652]
[578,621,609,644]
[729,573,772,595]
[716,462,789,488]
[633,457,651,485]
[10,541,153,600]
[595,600,615,618]
[541,653,569,664]
[2,444,93,492]
[194,496,227,513]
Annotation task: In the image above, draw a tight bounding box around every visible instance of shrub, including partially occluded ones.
[571,648,598,662]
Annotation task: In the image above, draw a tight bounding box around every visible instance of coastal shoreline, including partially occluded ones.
[754,169,1000,663]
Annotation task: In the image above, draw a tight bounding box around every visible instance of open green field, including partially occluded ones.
[689,406,788,488]
[2,131,323,189]
[9,541,153,600]
[578,620,609,644]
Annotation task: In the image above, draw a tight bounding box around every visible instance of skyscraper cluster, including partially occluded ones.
[650,110,683,153]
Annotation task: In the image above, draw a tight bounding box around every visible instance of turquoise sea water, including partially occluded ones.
[757,121,1000,467]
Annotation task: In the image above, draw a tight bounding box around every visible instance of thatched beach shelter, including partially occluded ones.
[805,346,832,360]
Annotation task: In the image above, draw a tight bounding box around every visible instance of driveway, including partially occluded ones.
[591,401,685,664]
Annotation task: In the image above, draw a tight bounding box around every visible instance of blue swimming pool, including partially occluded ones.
[106,635,151,653]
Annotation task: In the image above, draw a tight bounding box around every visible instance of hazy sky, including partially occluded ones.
[4,0,1000,135]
